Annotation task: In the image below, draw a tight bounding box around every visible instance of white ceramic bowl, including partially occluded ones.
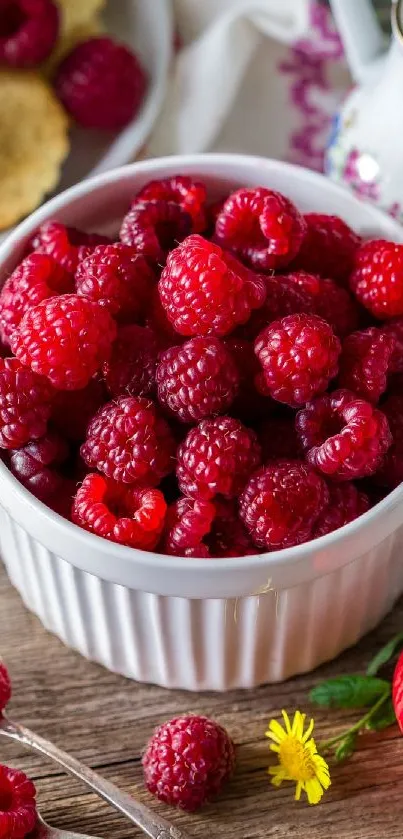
[1,154,403,692]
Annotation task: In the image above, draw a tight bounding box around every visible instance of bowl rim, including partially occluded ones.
[1,152,403,597]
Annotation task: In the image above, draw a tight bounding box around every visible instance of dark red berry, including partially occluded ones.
[215,187,306,271]
[120,200,192,265]
[382,317,403,373]
[156,337,239,423]
[142,715,235,811]
[11,294,116,390]
[291,213,360,286]
[30,221,110,275]
[313,482,370,538]
[136,176,207,233]
[296,389,392,480]
[162,496,215,557]
[0,662,11,713]
[254,313,341,407]
[159,235,266,337]
[81,396,175,486]
[51,376,106,441]
[0,764,37,839]
[375,392,403,489]
[54,36,147,129]
[72,474,167,550]
[103,325,159,398]
[0,0,59,67]
[75,243,155,322]
[338,326,394,403]
[176,416,261,500]
[0,357,54,449]
[9,430,69,501]
[239,460,329,550]
[256,413,302,461]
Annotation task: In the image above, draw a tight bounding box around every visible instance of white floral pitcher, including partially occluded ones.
[326,0,403,221]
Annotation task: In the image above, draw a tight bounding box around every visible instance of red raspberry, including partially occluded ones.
[146,285,184,349]
[382,317,403,373]
[54,36,147,130]
[156,337,239,423]
[136,176,207,233]
[0,357,53,449]
[51,376,106,441]
[350,240,403,319]
[0,764,37,839]
[142,715,235,811]
[72,474,166,550]
[0,253,73,346]
[206,499,256,558]
[159,235,266,337]
[292,213,361,286]
[81,396,175,485]
[176,416,261,500]
[313,482,370,539]
[0,0,59,67]
[9,430,69,502]
[256,413,302,461]
[296,389,392,480]
[30,221,110,275]
[103,325,159,399]
[237,273,314,341]
[120,200,191,266]
[75,243,155,322]
[162,496,215,557]
[224,337,272,422]
[375,392,403,489]
[338,326,395,403]
[239,460,329,550]
[12,294,116,391]
[214,187,306,271]
[254,313,341,407]
[0,662,11,713]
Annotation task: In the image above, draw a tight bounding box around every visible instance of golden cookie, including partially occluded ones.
[43,17,105,77]
[0,71,70,231]
[56,0,106,37]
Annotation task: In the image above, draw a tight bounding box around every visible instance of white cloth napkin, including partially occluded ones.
[146,0,351,170]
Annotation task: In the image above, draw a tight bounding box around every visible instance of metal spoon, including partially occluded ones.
[33,812,103,839]
[1,716,190,839]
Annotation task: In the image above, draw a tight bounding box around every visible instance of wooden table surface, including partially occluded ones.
[1,562,403,839]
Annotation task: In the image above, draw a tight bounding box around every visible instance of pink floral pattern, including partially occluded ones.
[341,149,380,201]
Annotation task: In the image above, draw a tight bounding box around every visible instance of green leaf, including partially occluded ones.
[310,675,390,709]
[366,632,403,676]
[334,732,357,762]
[365,697,397,731]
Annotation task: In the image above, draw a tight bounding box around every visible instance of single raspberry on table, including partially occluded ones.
[120,200,191,265]
[291,213,361,286]
[9,430,69,502]
[75,243,155,322]
[103,325,159,399]
[254,313,341,407]
[0,357,54,449]
[11,294,116,391]
[382,317,403,373]
[51,377,107,441]
[375,392,403,489]
[313,482,370,539]
[72,474,167,550]
[214,187,306,271]
[158,235,266,337]
[30,221,110,275]
[162,496,215,557]
[143,715,235,811]
[54,36,147,129]
[256,413,302,462]
[0,0,59,67]
[296,389,392,480]
[0,253,73,345]
[349,240,403,319]
[239,460,329,551]
[0,662,11,713]
[136,176,207,233]
[156,337,239,423]
[338,326,395,403]
[176,416,261,500]
[81,396,175,486]
[0,764,37,839]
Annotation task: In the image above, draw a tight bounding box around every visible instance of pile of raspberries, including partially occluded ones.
[0,175,402,558]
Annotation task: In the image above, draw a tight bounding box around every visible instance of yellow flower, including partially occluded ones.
[266,710,331,805]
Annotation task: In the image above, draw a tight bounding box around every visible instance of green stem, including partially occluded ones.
[320,690,391,751]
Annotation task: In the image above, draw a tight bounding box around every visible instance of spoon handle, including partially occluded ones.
[0,716,190,839]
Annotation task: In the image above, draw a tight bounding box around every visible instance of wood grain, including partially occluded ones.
[1,561,403,838]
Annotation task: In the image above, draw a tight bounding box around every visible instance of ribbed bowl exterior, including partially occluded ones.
[3,508,403,691]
